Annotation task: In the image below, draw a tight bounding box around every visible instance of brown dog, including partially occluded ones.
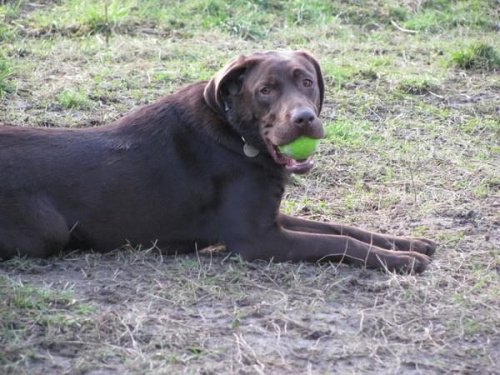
[0,51,436,272]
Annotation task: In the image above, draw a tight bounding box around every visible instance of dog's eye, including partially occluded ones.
[260,87,272,95]
[303,79,313,87]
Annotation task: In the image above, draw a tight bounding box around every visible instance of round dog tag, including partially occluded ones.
[243,143,259,158]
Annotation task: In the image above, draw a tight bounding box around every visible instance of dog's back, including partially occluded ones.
[0,82,266,259]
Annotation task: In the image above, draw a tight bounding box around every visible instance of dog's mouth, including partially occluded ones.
[265,139,314,174]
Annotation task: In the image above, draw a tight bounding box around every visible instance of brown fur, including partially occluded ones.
[0,51,436,272]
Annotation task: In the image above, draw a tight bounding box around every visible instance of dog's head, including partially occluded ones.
[204,51,325,174]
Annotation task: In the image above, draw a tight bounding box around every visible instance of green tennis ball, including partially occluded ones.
[278,137,319,160]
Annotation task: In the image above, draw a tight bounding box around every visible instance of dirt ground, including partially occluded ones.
[3,245,498,375]
[1,1,499,374]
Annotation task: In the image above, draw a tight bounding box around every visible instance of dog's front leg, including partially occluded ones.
[278,213,437,255]
[227,227,430,273]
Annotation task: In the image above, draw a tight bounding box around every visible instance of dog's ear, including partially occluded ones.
[297,51,324,115]
[204,55,260,116]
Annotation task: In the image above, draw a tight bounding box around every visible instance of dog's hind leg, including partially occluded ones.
[0,195,70,260]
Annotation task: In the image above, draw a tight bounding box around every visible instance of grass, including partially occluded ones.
[401,0,498,32]
[0,275,93,367]
[1,0,500,374]
[0,0,498,40]
[57,89,91,109]
[0,54,11,97]
[397,78,441,95]
[452,42,500,70]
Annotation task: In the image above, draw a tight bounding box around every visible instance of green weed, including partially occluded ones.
[0,1,22,22]
[0,1,21,41]
[0,23,14,42]
[452,43,500,70]
[0,54,12,97]
[325,120,358,142]
[24,0,133,36]
[81,0,133,34]
[344,193,360,212]
[397,78,441,95]
[58,89,91,109]
[321,62,357,87]
[8,282,75,311]
[460,118,499,135]
[404,10,443,33]
[324,119,378,149]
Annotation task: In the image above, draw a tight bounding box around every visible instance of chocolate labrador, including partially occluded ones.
[0,51,436,272]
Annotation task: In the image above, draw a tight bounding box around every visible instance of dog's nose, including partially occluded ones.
[292,108,316,127]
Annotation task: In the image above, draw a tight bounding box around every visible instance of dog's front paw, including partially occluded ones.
[391,237,437,256]
[387,252,431,274]
[408,238,438,256]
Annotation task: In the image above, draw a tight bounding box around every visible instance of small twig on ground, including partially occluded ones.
[391,19,418,34]
[429,91,445,99]
[117,315,145,360]
[233,333,266,374]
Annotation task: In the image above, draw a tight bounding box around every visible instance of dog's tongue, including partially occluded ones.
[284,156,314,174]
